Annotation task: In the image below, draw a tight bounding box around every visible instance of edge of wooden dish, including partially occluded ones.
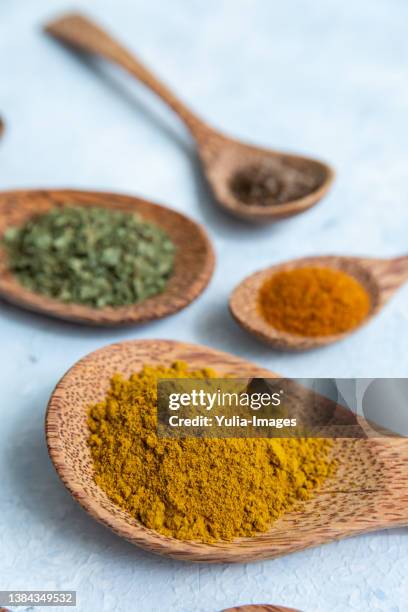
[0,189,215,326]
[229,256,381,350]
[45,339,399,563]
[222,606,302,612]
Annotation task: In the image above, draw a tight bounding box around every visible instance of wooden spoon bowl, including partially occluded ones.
[46,339,408,563]
[230,255,408,350]
[196,132,333,222]
[0,189,214,325]
[223,606,302,612]
[45,13,334,223]
[223,606,301,612]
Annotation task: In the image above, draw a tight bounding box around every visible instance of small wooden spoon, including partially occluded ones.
[223,606,301,612]
[230,255,408,350]
[46,339,408,563]
[45,13,334,223]
[0,189,214,325]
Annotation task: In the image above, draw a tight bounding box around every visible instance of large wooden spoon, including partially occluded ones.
[45,13,334,223]
[230,254,408,350]
[46,339,408,563]
[0,189,214,325]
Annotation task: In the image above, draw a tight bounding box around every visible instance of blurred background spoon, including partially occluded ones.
[45,13,334,223]
[223,605,302,612]
[230,254,408,350]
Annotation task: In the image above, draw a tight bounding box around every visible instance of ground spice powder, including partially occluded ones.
[259,267,370,337]
[230,161,319,206]
[88,361,334,543]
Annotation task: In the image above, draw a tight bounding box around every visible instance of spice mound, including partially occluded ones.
[259,267,370,337]
[87,361,334,543]
[3,205,175,308]
[230,161,320,206]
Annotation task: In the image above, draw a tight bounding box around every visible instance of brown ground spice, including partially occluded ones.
[230,161,319,206]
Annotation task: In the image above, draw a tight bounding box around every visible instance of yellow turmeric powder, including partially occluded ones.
[259,267,370,337]
[87,361,334,543]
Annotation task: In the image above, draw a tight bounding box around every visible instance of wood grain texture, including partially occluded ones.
[229,254,408,350]
[223,606,301,612]
[46,339,408,563]
[45,13,334,223]
[0,189,215,325]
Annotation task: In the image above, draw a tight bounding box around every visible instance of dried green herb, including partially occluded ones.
[3,205,176,308]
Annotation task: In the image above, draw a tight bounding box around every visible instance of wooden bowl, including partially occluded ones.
[0,189,215,325]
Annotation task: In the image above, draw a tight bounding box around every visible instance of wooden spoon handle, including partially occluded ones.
[390,255,408,275]
[362,255,408,302]
[365,438,408,528]
[45,13,208,137]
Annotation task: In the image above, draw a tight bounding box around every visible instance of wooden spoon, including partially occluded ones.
[223,606,301,612]
[46,339,408,563]
[230,254,408,350]
[0,189,214,325]
[45,13,334,223]
[223,607,301,612]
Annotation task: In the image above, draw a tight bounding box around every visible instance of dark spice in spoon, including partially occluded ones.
[2,205,175,308]
[230,160,320,206]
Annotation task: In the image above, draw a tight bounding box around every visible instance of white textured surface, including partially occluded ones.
[1,1,408,611]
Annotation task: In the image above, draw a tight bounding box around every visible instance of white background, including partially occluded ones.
[1,1,407,610]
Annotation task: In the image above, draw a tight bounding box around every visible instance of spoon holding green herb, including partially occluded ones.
[45,13,334,223]
[0,189,214,325]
